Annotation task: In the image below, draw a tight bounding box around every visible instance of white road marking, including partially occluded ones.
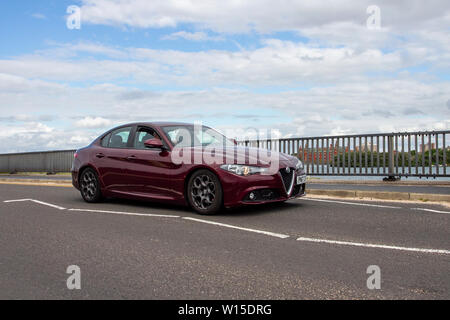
[183,217,290,239]
[4,198,66,210]
[299,198,402,209]
[296,236,450,255]
[30,200,66,210]
[4,197,449,255]
[412,208,450,214]
[68,208,179,218]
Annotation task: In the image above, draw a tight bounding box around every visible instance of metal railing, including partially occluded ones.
[0,130,448,179]
[0,150,76,173]
[239,131,450,179]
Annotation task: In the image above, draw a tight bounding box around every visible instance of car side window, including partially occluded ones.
[133,127,160,149]
[164,128,191,147]
[101,133,111,147]
[108,127,132,149]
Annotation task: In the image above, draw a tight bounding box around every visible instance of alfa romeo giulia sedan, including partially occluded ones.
[72,122,306,214]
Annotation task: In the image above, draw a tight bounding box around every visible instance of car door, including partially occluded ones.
[94,126,135,194]
[124,126,183,200]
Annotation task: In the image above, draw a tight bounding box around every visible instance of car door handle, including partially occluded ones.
[127,155,138,160]
[96,153,105,158]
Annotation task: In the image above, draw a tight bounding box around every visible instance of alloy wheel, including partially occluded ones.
[191,174,216,210]
[81,169,99,202]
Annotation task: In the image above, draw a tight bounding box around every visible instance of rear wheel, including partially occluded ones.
[80,168,102,203]
[187,170,223,215]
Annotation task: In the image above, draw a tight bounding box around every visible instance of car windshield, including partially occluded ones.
[161,125,234,148]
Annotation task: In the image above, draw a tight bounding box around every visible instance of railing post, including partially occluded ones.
[385,135,398,181]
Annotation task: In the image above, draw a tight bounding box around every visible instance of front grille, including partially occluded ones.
[291,183,305,197]
[292,185,301,197]
[279,167,294,195]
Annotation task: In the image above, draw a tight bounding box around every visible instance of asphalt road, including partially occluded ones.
[0,184,449,299]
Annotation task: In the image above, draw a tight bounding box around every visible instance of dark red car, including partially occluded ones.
[72,122,306,214]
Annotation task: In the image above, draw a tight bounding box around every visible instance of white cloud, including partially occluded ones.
[0,40,420,87]
[75,116,112,128]
[0,77,448,152]
[162,31,223,41]
[0,73,66,92]
[33,42,128,59]
[79,0,450,33]
[0,122,52,138]
[31,13,46,20]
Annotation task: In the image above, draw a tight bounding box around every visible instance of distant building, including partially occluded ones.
[298,144,349,163]
[420,143,436,152]
[355,143,377,152]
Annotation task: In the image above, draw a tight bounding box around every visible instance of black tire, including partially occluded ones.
[79,168,102,203]
[187,169,223,215]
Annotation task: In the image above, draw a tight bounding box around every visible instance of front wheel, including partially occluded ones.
[80,168,102,203]
[187,170,223,215]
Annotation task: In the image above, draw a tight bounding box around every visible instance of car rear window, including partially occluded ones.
[101,133,111,147]
[108,127,132,148]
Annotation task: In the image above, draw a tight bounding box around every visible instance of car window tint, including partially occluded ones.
[162,125,229,148]
[165,128,180,144]
[101,133,111,147]
[134,128,156,149]
[164,127,192,147]
[108,127,132,148]
[195,130,221,145]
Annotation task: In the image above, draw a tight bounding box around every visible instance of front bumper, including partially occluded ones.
[220,169,306,207]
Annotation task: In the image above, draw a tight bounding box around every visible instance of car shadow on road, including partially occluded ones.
[70,195,305,217]
[71,196,192,213]
[221,201,304,217]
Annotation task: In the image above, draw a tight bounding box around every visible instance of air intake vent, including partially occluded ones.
[279,167,294,196]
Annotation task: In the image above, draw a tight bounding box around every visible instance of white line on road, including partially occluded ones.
[4,199,66,210]
[296,236,450,255]
[31,200,66,210]
[5,197,449,254]
[183,217,290,239]
[300,198,402,209]
[412,208,450,214]
[68,208,179,218]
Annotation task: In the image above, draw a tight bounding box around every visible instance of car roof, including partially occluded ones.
[100,122,208,137]
[117,121,198,128]
[143,121,196,127]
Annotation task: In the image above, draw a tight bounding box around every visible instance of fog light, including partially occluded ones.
[249,192,256,200]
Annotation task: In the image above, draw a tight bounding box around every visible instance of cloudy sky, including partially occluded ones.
[0,0,449,153]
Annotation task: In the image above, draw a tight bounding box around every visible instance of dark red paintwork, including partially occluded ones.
[72,122,306,208]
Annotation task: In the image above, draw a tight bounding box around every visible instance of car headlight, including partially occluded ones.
[220,164,267,176]
[295,158,304,171]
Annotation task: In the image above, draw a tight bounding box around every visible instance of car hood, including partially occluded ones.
[175,146,297,168]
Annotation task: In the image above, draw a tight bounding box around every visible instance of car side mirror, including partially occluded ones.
[144,138,164,149]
